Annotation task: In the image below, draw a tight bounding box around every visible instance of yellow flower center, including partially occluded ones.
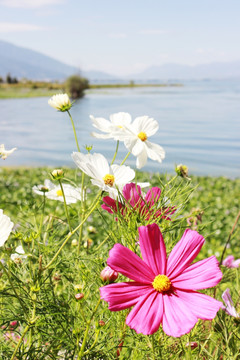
[117,125,123,129]
[138,132,147,141]
[152,274,171,292]
[56,189,63,197]
[103,174,115,187]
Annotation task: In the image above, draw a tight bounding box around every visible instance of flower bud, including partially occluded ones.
[175,164,190,179]
[75,293,84,300]
[100,266,118,283]
[74,284,83,292]
[51,169,64,180]
[98,320,105,327]
[9,321,18,330]
[186,342,198,349]
[71,239,78,246]
[85,145,93,152]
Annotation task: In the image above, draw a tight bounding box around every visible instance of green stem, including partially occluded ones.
[77,174,86,256]
[151,335,156,360]
[38,193,46,240]
[44,192,102,270]
[10,323,31,360]
[111,140,119,164]
[77,298,101,360]
[83,329,100,356]
[220,210,240,265]
[59,179,72,232]
[67,110,81,152]
[120,151,131,165]
[0,260,28,316]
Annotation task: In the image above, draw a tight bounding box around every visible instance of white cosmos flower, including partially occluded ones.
[48,93,72,112]
[118,115,165,169]
[0,209,14,247]
[0,144,17,160]
[72,152,135,198]
[11,246,27,264]
[33,180,81,204]
[91,112,132,139]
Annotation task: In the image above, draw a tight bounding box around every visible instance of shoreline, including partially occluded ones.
[0,82,183,99]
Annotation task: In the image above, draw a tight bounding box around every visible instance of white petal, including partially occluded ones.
[0,209,13,247]
[90,115,112,133]
[145,141,165,162]
[131,139,145,156]
[110,112,132,127]
[111,164,135,185]
[136,148,148,169]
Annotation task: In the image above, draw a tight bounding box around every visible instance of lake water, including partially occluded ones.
[1,79,240,177]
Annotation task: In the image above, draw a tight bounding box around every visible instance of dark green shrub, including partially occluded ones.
[64,74,89,99]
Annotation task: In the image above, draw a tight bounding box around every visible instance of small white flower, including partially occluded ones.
[91,112,132,139]
[32,179,55,195]
[33,180,82,204]
[0,209,13,247]
[72,152,135,198]
[121,116,165,169]
[48,93,72,112]
[0,144,17,160]
[11,246,27,264]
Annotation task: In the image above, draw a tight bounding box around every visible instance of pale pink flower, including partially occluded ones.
[100,224,222,337]
[102,183,175,221]
[222,288,239,318]
[222,255,240,268]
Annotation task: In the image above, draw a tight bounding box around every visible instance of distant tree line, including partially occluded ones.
[0,73,89,99]
[0,73,18,84]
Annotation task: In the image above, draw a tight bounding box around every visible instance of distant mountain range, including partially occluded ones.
[130,62,240,80]
[0,40,116,81]
[1,39,240,82]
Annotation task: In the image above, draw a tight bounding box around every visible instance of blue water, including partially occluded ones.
[1,79,240,177]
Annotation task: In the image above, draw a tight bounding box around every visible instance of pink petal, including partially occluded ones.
[144,187,161,208]
[126,290,163,335]
[100,281,152,311]
[171,256,222,290]
[162,293,198,337]
[122,183,142,208]
[138,224,167,275]
[107,243,155,283]
[174,289,222,320]
[102,196,123,214]
[167,229,205,279]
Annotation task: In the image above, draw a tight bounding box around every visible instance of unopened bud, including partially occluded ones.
[74,284,83,291]
[75,293,84,300]
[51,169,64,180]
[71,239,78,246]
[175,164,190,179]
[9,321,18,330]
[85,145,93,152]
[186,342,198,349]
[100,266,118,284]
[98,320,105,327]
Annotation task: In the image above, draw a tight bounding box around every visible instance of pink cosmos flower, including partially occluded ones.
[102,183,175,221]
[100,224,223,337]
[222,255,240,268]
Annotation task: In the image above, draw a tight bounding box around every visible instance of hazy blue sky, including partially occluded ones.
[0,0,239,76]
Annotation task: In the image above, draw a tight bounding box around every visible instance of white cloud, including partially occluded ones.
[0,22,46,32]
[108,33,127,39]
[139,29,168,35]
[0,0,64,8]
